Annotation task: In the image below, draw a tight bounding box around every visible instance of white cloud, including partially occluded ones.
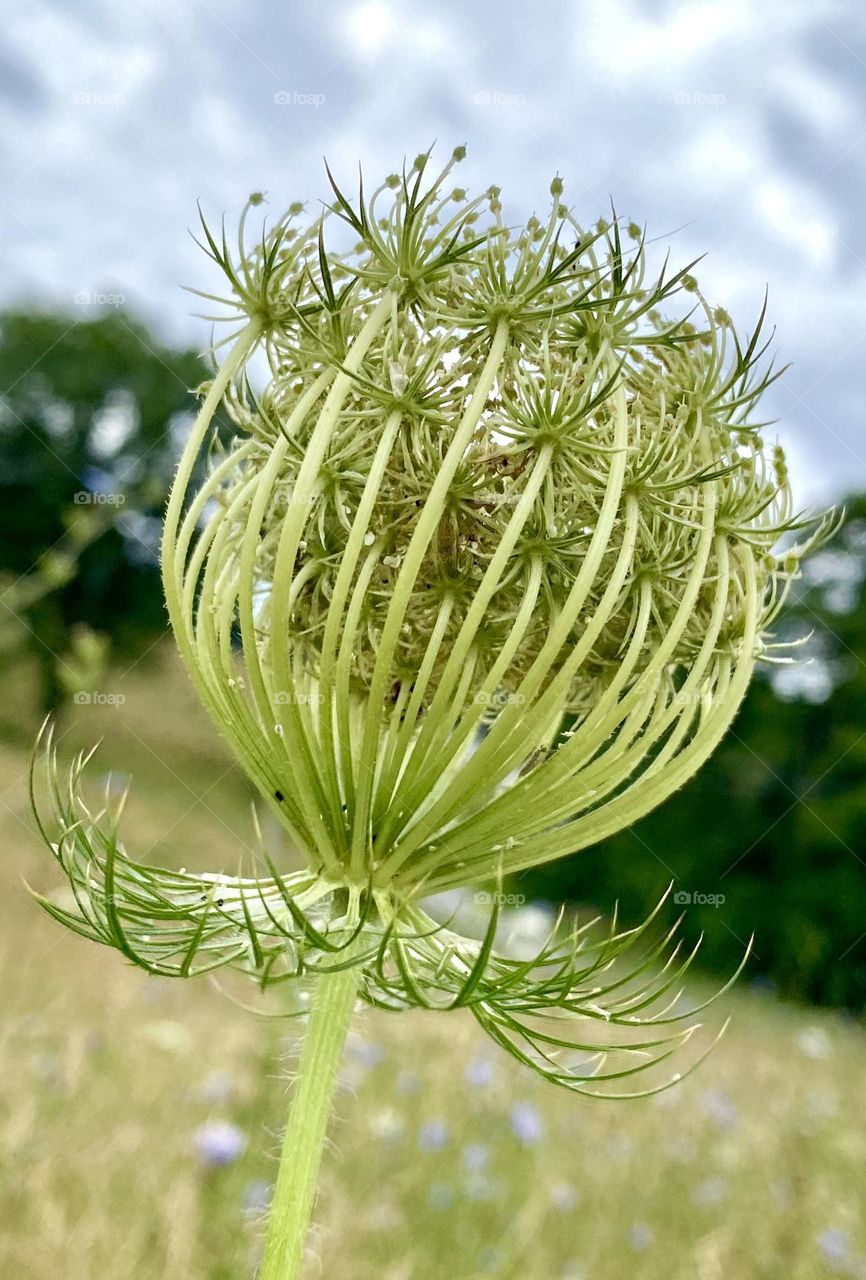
[678,120,764,188]
[342,2,395,59]
[0,0,863,498]
[580,0,761,80]
[754,177,837,269]
[767,61,854,135]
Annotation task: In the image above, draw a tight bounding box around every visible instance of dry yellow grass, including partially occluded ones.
[1,652,864,1279]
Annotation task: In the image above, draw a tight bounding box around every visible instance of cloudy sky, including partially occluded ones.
[1,0,863,503]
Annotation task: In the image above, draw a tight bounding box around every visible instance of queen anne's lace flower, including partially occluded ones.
[33,147,831,1098]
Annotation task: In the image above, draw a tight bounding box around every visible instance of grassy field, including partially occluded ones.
[1,651,864,1280]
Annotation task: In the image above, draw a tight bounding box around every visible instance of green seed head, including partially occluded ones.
[32,147,834,1095]
[177,149,827,894]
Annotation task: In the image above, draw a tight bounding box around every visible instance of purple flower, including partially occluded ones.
[419,1119,449,1151]
[816,1228,849,1266]
[346,1037,384,1068]
[465,1055,495,1087]
[193,1121,246,1168]
[509,1101,543,1145]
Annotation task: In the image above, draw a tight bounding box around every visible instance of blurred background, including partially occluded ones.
[1,2,865,1278]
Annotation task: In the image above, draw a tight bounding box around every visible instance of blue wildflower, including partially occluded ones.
[193,1120,246,1168]
[465,1055,495,1087]
[701,1089,739,1131]
[509,1101,543,1145]
[816,1228,849,1267]
[346,1037,384,1068]
[419,1119,449,1151]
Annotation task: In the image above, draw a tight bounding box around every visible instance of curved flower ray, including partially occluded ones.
[32,723,748,1096]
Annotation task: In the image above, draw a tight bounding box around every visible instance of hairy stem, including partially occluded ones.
[260,958,362,1280]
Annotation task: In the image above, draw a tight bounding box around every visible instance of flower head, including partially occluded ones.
[32,146,832,1096]
[193,1120,247,1168]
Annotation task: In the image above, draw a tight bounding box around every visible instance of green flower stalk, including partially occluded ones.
[32,146,830,1278]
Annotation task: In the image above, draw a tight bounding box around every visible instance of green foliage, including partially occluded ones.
[0,308,209,710]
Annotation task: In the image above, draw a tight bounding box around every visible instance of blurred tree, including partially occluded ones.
[0,308,208,712]
[519,500,866,1010]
